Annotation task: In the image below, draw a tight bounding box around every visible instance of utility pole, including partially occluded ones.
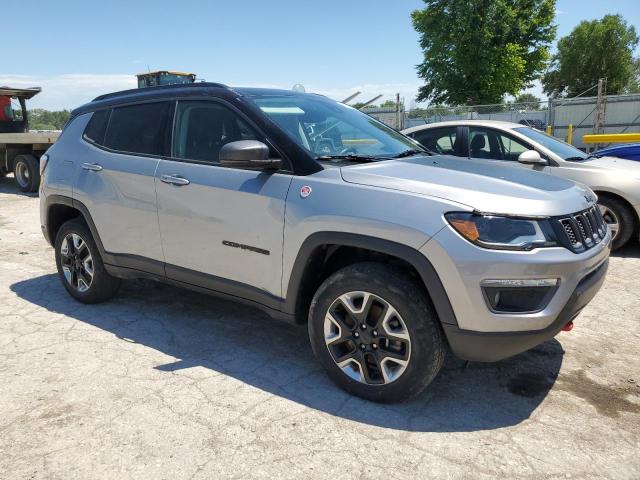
[594,78,607,135]
[395,93,401,130]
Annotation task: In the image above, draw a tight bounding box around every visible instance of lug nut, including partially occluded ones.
[372,330,378,336]
[360,344,366,350]
[354,332,360,338]
[360,323,367,330]
[372,343,377,349]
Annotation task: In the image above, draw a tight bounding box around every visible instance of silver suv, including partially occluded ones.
[403,120,640,250]
[40,84,611,402]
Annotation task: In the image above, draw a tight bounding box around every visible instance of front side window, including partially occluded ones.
[514,126,588,161]
[412,127,457,155]
[250,94,421,160]
[172,101,262,163]
[104,102,171,156]
[469,127,531,161]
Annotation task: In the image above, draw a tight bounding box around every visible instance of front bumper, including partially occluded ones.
[421,223,611,361]
[442,258,608,361]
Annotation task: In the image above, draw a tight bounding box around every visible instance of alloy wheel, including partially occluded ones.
[60,233,94,292]
[598,204,620,240]
[324,291,411,385]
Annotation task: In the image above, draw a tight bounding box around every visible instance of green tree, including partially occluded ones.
[514,92,542,109]
[542,15,639,97]
[412,0,556,105]
[27,109,71,130]
[624,58,640,94]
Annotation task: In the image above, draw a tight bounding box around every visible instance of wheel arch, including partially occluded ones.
[283,232,458,327]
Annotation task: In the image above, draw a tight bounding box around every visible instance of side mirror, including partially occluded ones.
[219,140,282,170]
[518,150,548,166]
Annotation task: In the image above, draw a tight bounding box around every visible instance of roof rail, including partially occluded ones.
[92,82,229,102]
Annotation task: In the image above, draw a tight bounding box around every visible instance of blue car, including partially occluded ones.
[592,144,640,161]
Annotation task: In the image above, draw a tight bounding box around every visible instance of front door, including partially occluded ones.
[467,126,549,172]
[155,100,293,301]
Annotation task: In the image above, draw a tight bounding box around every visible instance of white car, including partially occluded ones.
[403,120,640,249]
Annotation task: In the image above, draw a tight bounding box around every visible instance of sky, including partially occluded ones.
[3,0,639,110]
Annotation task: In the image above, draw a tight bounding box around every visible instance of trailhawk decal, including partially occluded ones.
[222,240,270,256]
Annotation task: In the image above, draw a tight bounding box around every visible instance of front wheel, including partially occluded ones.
[598,196,635,250]
[54,219,121,303]
[308,262,446,402]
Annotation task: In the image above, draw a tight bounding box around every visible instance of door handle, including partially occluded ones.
[160,174,190,186]
[82,162,103,171]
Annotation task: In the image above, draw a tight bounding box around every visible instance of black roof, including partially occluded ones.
[72,82,315,117]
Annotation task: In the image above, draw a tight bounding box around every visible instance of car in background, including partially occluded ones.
[403,120,640,250]
[591,144,640,162]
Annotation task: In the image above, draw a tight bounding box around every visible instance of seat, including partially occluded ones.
[470,134,489,158]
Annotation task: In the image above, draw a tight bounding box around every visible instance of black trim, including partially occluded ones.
[443,259,608,362]
[283,232,458,327]
[70,84,322,176]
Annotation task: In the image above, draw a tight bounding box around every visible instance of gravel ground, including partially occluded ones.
[1,178,639,479]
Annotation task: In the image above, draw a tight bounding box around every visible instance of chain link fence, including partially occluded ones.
[364,94,640,150]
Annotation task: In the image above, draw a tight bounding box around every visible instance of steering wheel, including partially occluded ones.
[338,146,358,155]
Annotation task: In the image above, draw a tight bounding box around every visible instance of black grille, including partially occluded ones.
[555,206,607,253]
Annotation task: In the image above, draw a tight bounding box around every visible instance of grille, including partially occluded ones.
[556,206,607,253]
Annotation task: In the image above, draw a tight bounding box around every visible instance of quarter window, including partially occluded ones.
[173,101,261,163]
[103,102,171,156]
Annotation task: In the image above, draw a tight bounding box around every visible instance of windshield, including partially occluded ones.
[514,126,588,161]
[250,94,422,160]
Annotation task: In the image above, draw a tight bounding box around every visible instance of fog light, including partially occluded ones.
[481,279,558,314]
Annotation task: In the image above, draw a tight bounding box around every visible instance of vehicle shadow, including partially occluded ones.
[611,242,640,259]
[0,176,38,197]
[11,274,564,432]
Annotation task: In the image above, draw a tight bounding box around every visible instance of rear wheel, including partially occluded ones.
[598,196,635,250]
[54,219,121,303]
[308,262,446,402]
[13,154,40,193]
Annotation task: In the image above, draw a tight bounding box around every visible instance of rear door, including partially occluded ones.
[155,99,293,300]
[74,102,172,268]
[409,126,463,156]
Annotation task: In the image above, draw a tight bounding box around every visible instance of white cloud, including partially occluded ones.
[0,74,422,110]
[0,74,136,110]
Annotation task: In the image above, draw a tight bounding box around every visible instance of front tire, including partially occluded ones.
[308,262,446,402]
[598,196,635,250]
[13,154,40,193]
[54,219,121,303]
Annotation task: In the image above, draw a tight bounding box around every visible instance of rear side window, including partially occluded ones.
[412,127,458,155]
[83,110,110,145]
[104,102,171,156]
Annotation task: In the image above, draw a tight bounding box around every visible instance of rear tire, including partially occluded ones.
[54,219,121,303]
[308,262,446,402]
[598,196,635,250]
[13,154,40,193]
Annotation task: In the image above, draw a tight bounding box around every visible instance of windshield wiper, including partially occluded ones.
[316,154,379,162]
[564,156,589,162]
[392,149,430,158]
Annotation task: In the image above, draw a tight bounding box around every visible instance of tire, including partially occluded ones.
[13,154,41,193]
[308,262,446,402]
[54,219,121,303]
[598,196,635,250]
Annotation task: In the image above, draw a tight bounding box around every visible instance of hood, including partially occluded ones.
[577,156,640,175]
[340,155,596,217]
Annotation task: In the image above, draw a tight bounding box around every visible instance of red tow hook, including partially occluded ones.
[561,321,574,332]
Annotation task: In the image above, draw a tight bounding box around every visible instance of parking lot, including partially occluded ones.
[0,179,638,479]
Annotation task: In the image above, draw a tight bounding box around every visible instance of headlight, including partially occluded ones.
[445,212,558,250]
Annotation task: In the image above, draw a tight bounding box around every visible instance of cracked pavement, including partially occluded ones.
[0,179,639,479]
